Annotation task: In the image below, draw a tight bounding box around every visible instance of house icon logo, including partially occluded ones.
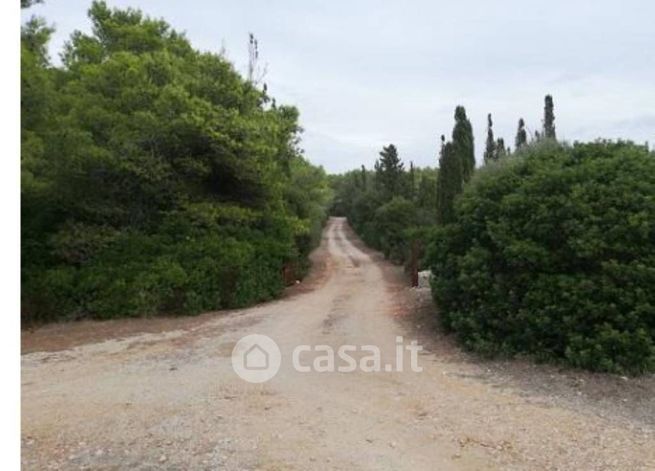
[244,344,269,370]
[231,334,281,383]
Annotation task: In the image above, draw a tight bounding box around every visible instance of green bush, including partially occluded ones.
[25,227,293,321]
[426,141,655,374]
[372,196,417,262]
[21,3,330,323]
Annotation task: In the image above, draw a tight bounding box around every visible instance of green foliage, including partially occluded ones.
[436,138,462,224]
[452,106,475,181]
[373,197,417,262]
[21,0,43,9]
[330,148,437,267]
[415,169,437,212]
[483,114,496,165]
[543,95,556,140]
[495,138,508,159]
[437,106,475,224]
[374,144,406,200]
[21,2,329,323]
[515,118,527,150]
[426,141,655,374]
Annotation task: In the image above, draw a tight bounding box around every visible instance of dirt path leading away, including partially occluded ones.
[22,218,655,470]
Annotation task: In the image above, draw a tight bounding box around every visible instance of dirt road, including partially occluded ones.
[22,218,655,470]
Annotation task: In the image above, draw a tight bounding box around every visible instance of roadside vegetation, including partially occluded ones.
[22,1,654,375]
[329,147,438,265]
[21,1,330,323]
[427,140,655,374]
[332,98,655,374]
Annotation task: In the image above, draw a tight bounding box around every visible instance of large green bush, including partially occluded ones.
[426,141,655,374]
[372,197,417,262]
[21,2,330,323]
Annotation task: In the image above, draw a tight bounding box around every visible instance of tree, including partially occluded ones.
[416,169,438,211]
[409,161,415,200]
[452,106,475,181]
[373,196,417,261]
[360,165,367,190]
[497,138,508,158]
[247,33,267,85]
[543,94,556,139]
[484,113,496,164]
[374,144,405,200]
[21,1,330,322]
[21,0,43,8]
[21,15,54,66]
[436,135,462,224]
[515,118,527,150]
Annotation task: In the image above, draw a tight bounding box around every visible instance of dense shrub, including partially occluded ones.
[21,2,330,323]
[24,207,300,322]
[372,197,417,262]
[426,141,655,374]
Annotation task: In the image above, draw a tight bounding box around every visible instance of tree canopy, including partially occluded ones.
[515,118,528,150]
[452,106,475,181]
[374,144,406,200]
[21,1,330,322]
[483,113,496,165]
[543,94,556,139]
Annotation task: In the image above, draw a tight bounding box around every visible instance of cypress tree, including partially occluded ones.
[375,144,404,200]
[409,161,415,200]
[515,118,527,150]
[452,106,475,181]
[360,164,367,190]
[436,135,463,224]
[495,138,507,159]
[543,94,556,139]
[484,113,496,164]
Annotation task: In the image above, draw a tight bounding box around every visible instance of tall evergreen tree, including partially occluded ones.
[360,164,367,190]
[495,138,507,159]
[409,161,415,200]
[484,113,496,164]
[515,118,527,150]
[436,135,462,224]
[543,94,556,139]
[452,106,475,181]
[375,144,404,200]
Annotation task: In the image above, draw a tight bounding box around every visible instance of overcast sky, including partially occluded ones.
[23,0,655,173]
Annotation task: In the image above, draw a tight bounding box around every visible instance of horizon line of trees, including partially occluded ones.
[331,94,562,265]
[438,95,558,224]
